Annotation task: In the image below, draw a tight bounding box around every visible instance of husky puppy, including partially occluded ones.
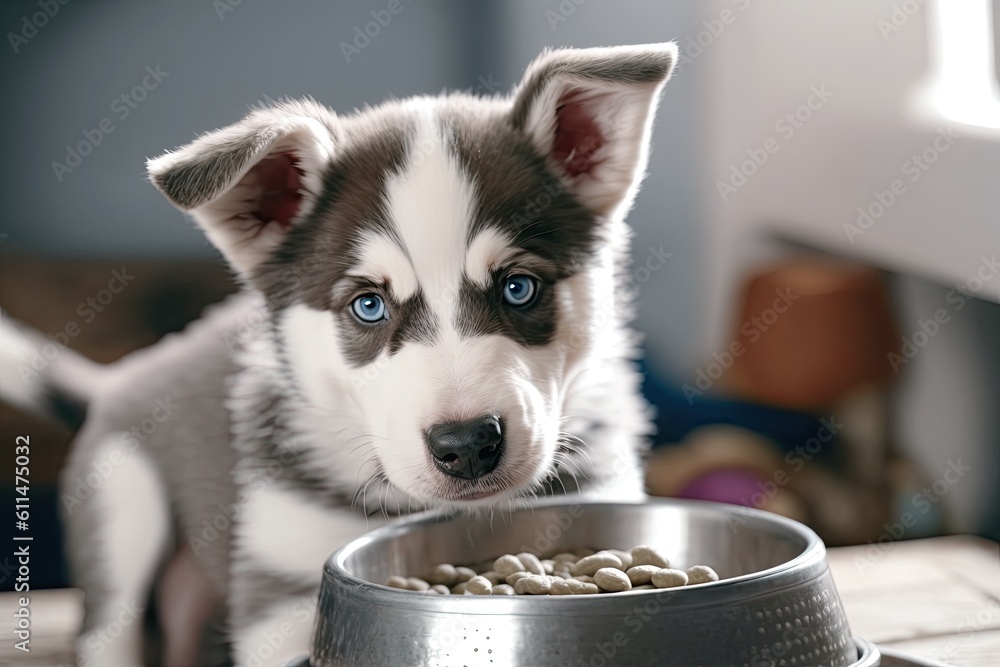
[0,43,676,666]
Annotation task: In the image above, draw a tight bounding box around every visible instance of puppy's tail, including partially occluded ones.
[0,309,102,429]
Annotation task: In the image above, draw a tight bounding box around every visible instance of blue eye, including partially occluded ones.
[502,274,538,307]
[351,294,387,323]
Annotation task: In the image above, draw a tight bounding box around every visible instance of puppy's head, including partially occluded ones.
[148,44,676,511]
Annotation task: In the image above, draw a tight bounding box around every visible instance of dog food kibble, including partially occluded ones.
[407,577,431,591]
[426,564,458,586]
[550,578,599,595]
[505,571,531,586]
[514,574,551,595]
[686,565,720,584]
[625,565,659,586]
[630,545,670,569]
[549,578,573,595]
[386,545,719,596]
[480,570,505,586]
[609,549,634,570]
[466,575,493,595]
[651,568,688,589]
[572,552,623,576]
[492,554,525,577]
[517,552,546,576]
[594,567,632,592]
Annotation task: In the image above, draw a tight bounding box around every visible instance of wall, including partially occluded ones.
[0,0,480,256]
[698,0,1000,535]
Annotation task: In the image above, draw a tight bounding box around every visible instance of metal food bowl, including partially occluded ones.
[306,498,877,666]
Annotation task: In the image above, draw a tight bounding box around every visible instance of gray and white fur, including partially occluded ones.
[0,43,677,666]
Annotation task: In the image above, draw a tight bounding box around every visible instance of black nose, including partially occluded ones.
[426,415,503,479]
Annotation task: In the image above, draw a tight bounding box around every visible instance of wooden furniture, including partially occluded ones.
[828,535,1000,666]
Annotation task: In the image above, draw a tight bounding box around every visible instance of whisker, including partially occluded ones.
[353,450,378,477]
[509,217,551,246]
[380,478,392,523]
[389,482,404,518]
[548,468,570,496]
[347,440,376,456]
[360,473,381,518]
[552,452,586,489]
[513,227,559,246]
[559,431,594,450]
[394,462,428,474]
[352,471,376,509]
[556,451,589,480]
[558,433,595,471]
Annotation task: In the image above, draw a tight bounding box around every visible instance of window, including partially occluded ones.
[922,0,1000,129]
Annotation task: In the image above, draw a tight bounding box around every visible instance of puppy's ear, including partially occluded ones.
[511,43,677,217]
[147,100,336,276]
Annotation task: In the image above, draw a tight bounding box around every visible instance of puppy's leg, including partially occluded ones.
[228,485,378,666]
[230,591,317,667]
[63,436,171,667]
[158,543,222,667]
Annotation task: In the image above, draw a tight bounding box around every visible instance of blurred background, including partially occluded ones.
[1,0,998,595]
